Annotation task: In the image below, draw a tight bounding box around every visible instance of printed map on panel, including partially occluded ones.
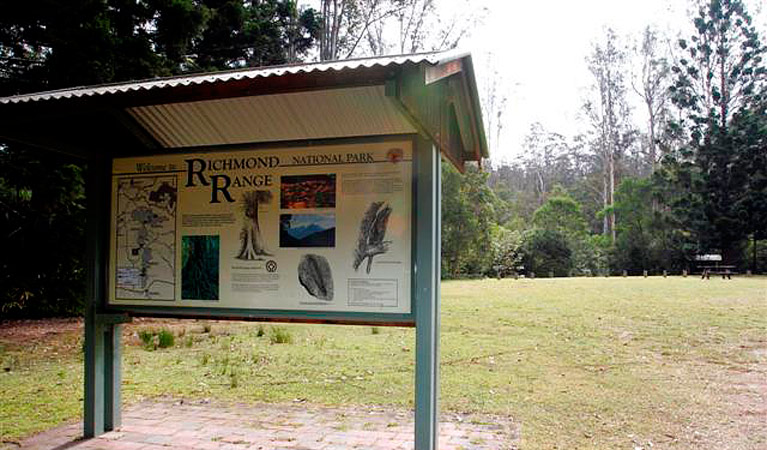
[115,176,177,300]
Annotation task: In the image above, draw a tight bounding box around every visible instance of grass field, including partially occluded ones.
[1,277,765,449]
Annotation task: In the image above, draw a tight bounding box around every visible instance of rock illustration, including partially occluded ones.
[353,201,392,274]
[298,254,333,301]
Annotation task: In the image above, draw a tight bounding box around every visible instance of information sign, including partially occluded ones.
[108,140,413,315]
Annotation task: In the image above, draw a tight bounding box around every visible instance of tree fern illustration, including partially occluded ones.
[353,201,392,274]
[237,190,272,260]
[181,236,219,300]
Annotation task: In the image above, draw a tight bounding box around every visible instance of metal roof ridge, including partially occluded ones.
[0,49,467,105]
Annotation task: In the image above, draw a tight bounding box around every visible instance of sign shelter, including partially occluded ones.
[0,50,487,449]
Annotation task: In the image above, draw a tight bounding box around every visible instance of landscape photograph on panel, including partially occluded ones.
[280,174,336,209]
[108,140,413,315]
[280,213,336,248]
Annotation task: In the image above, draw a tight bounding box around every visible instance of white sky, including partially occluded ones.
[299,0,766,163]
[465,0,767,163]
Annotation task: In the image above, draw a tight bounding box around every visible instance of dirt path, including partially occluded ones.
[712,345,767,450]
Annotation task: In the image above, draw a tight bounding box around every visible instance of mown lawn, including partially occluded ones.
[1,277,765,448]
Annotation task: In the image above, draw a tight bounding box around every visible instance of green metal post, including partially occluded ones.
[83,307,105,437]
[414,136,440,450]
[84,158,122,437]
[104,324,122,430]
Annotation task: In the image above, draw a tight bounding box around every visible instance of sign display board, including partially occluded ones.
[108,140,413,315]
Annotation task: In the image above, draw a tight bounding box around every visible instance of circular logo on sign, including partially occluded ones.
[386,147,404,163]
[265,260,278,273]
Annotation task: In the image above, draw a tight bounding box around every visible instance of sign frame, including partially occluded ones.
[86,134,440,443]
[101,134,422,327]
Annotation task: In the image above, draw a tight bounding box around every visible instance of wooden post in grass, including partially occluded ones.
[747,270,752,277]
[622,270,627,277]
[530,272,535,279]
[683,269,688,277]
[643,270,648,278]
[663,270,667,278]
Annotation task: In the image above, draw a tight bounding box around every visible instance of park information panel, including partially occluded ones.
[107,140,413,316]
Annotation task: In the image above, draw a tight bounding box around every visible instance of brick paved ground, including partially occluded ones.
[8,399,518,450]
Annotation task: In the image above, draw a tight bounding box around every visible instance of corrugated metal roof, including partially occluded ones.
[128,85,416,148]
[0,49,487,163]
[0,50,467,105]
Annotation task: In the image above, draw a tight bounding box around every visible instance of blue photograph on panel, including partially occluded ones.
[280,214,335,248]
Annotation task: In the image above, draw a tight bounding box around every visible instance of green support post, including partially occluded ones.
[104,323,123,430]
[414,136,440,450]
[84,158,125,438]
[83,307,105,437]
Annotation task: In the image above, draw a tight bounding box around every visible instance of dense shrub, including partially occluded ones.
[520,229,573,277]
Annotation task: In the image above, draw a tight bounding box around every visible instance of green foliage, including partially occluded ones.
[521,228,573,277]
[482,1,764,277]
[533,190,588,237]
[441,162,500,278]
[0,0,321,317]
[490,226,523,277]
[0,149,86,317]
[745,238,767,273]
[0,1,322,94]
[609,177,694,273]
[730,100,767,252]
[268,326,293,344]
[157,329,175,348]
[664,0,766,265]
[191,0,321,70]
[522,192,605,276]
[138,329,154,348]
[611,178,661,272]
[669,0,765,134]
[138,328,175,350]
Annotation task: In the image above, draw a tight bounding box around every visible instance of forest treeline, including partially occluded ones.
[0,0,764,316]
[445,0,766,279]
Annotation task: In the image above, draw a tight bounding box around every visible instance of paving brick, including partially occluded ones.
[13,399,519,449]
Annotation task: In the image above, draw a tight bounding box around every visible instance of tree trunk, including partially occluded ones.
[237,203,269,259]
[602,167,609,236]
[609,150,616,242]
[648,111,657,172]
[719,33,728,130]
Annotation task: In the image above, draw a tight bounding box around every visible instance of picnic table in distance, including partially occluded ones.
[699,265,736,280]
